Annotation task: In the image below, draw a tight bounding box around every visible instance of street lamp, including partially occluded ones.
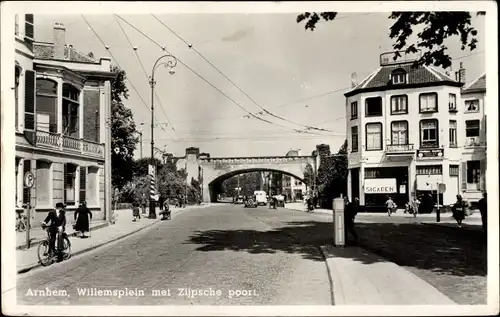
[149,54,178,218]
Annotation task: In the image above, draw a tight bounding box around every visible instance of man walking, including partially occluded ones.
[344,197,359,245]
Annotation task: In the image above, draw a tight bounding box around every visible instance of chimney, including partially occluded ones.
[350,72,358,88]
[53,22,66,60]
[458,62,466,84]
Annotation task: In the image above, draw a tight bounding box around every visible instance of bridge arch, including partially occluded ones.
[207,167,308,202]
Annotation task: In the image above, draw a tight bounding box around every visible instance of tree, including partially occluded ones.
[110,66,139,189]
[297,12,484,69]
[316,140,348,209]
[303,164,315,188]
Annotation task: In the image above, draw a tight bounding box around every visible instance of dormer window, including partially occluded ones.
[391,69,407,84]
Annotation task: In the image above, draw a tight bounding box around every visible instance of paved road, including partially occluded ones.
[16,204,331,305]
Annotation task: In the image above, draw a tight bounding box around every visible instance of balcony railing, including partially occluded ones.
[386,144,415,153]
[35,130,104,158]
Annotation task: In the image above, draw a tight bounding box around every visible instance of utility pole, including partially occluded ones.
[137,131,143,159]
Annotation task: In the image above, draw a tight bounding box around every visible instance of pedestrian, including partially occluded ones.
[452,194,466,228]
[344,197,359,244]
[420,193,434,215]
[158,195,164,211]
[411,196,421,218]
[478,192,487,239]
[385,196,395,217]
[141,194,147,215]
[132,202,141,222]
[74,201,92,238]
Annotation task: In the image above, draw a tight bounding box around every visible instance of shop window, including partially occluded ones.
[62,83,80,137]
[365,97,382,117]
[449,93,457,111]
[365,123,382,150]
[419,92,438,113]
[351,126,358,152]
[23,160,32,205]
[449,165,459,177]
[465,99,479,113]
[449,120,457,147]
[466,161,480,184]
[365,168,380,179]
[420,119,439,148]
[465,120,480,137]
[390,95,408,114]
[36,79,58,133]
[391,121,408,145]
[64,163,77,206]
[416,165,442,175]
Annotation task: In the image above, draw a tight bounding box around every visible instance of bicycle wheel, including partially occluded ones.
[62,236,71,260]
[37,241,54,266]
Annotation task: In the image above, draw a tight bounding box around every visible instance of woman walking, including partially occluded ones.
[74,201,92,238]
[452,194,467,228]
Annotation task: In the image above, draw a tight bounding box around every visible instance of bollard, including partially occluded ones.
[333,197,345,247]
[436,204,441,223]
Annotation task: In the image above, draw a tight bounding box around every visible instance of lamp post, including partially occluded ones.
[149,54,177,218]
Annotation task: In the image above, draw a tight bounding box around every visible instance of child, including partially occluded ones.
[132,202,141,222]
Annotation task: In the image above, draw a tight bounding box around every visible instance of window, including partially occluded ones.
[466,161,481,184]
[15,14,19,36]
[36,79,58,133]
[449,93,457,111]
[465,120,480,137]
[391,121,408,145]
[449,165,459,177]
[36,160,52,206]
[62,84,80,137]
[15,66,20,130]
[350,102,358,119]
[64,163,77,206]
[449,120,457,147]
[420,119,439,148]
[391,70,406,84]
[390,95,408,114]
[465,99,479,112]
[419,93,438,112]
[351,126,358,152]
[366,123,382,150]
[416,165,442,175]
[365,97,382,116]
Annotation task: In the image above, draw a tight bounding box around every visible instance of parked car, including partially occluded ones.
[233,195,245,204]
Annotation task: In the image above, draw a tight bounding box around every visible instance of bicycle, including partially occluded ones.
[37,224,71,266]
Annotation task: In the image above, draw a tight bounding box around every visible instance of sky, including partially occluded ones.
[33,12,486,158]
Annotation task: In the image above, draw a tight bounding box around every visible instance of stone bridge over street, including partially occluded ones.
[172,147,321,202]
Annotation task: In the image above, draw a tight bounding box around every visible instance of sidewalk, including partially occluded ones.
[16,203,213,274]
[320,245,456,305]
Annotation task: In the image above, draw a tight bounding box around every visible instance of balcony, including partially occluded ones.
[465,137,485,148]
[386,144,415,155]
[35,130,104,159]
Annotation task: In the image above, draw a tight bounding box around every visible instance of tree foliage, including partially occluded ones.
[110,66,139,189]
[316,140,348,209]
[297,11,483,69]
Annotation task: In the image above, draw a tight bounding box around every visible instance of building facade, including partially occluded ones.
[282,149,307,201]
[14,15,114,222]
[345,52,486,211]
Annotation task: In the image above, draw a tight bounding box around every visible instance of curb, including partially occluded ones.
[422,222,483,233]
[318,245,337,306]
[16,222,110,250]
[16,204,213,274]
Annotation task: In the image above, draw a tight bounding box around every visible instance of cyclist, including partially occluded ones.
[42,202,67,257]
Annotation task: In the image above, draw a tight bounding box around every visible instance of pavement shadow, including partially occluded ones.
[186,220,486,278]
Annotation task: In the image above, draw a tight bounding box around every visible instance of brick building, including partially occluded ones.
[14,15,114,222]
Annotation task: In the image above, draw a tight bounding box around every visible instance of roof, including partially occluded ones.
[34,42,98,63]
[345,63,463,97]
[462,74,486,94]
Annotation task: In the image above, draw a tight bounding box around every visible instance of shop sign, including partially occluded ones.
[364,178,397,194]
[417,148,444,158]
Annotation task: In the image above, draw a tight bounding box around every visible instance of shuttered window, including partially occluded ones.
[24,14,34,50]
[449,165,459,177]
[24,70,36,130]
[23,160,32,204]
[15,66,21,130]
[80,167,87,203]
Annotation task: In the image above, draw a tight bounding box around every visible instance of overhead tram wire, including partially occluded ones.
[113,16,179,139]
[81,15,171,139]
[114,15,320,136]
[151,14,339,134]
